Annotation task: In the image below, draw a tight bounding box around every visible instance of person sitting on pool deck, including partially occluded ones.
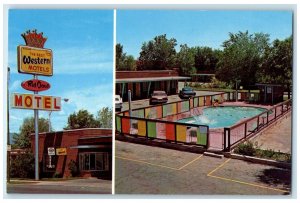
[213,99,219,107]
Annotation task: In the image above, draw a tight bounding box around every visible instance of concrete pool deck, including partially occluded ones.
[251,111,291,154]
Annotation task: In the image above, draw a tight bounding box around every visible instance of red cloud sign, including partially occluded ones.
[21,79,51,92]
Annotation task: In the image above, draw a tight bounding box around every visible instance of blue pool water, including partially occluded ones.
[178,106,267,128]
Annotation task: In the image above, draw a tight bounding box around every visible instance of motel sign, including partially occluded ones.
[11,93,61,111]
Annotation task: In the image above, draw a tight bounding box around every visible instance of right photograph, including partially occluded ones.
[114,10,293,195]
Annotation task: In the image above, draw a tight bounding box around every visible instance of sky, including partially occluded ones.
[8,9,113,133]
[117,10,293,58]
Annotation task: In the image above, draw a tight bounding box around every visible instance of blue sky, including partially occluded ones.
[8,10,113,133]
[117,10,293,58]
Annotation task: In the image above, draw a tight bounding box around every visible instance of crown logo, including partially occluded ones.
[21,29,47,48]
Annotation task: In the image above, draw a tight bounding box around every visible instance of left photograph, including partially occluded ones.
[6,9,113,194]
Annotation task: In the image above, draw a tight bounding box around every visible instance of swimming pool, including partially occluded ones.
[178,106,268,128]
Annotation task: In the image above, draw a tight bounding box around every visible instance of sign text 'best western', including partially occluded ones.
[11,93,61,111]
[18,45,53,76]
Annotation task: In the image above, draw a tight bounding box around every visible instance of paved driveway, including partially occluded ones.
[115,141,291,195]
[6,178,112,195]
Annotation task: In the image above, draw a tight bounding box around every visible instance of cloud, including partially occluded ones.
[63,83,113,115]
[10,80,21,91]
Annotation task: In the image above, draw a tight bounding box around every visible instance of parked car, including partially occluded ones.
[149,91,168,105]
[179,86,196,99]
[115,95,123,111]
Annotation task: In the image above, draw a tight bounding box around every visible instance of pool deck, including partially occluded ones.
[250,111,291,154]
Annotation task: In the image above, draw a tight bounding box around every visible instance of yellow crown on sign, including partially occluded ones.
[21,29,47,48]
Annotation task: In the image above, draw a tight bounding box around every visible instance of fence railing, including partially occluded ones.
[223,99,292,152]
[116,114,210,148]
[120,92,227,120]
[115,92,227,149]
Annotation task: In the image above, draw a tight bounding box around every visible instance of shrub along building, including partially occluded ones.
[30,128,112,179]
[116,70,190,101]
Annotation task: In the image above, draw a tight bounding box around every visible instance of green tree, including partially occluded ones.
[257,36,293,97]
[123,55,137,71]
[138,34,177,70]
[10,149,35,178]
[13,117,49,149]
[215,31,270,88]
[97,107,112,128]
[116,43,126,70]
[65,109,99,129]
[116,43,137,71]
[194,46,220,72]
[176,44,196,75]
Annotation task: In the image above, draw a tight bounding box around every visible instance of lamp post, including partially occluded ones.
[48,98,69,132]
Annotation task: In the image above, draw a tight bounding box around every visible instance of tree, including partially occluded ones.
[13,117,49,149]
[138,34,177,70]
[97,107,112,128]
[194,46,220,72]
[116,43,137,71]
[176,44,196,75]
[116,43,126,70]
[215,31,270,88]
[65,109,99,130]
[257,36,292,97]
[10,149,35,178]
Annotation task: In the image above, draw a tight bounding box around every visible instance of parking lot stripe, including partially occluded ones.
[178,154,203,170]
[116,156,179,171]
[207,158,289,193]
[208,174,289,193]
[207,158,231,176]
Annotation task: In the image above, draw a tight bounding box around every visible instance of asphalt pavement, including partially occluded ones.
[5,177,112,195]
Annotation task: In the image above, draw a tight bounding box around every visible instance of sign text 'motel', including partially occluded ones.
[11,93,61,111]
[21,79,51,92]
[18,45,53,76]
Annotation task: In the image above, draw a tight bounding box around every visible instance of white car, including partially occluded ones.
[115,95,123,112]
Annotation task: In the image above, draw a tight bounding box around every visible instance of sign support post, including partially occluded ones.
[34,74,39,180]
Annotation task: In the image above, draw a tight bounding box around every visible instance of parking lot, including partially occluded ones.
[115,141,291,195]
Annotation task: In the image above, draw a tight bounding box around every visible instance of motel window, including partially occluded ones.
[79,152,109,172]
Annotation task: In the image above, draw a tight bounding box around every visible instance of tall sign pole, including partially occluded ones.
[34,74,39,180]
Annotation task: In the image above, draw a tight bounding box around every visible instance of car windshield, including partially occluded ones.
[183,87,193,91]
[115,98,119,101]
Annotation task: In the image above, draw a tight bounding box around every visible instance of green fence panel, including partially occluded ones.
[147,121,157,138]
[116,116,121,132]
[197,126,207,145]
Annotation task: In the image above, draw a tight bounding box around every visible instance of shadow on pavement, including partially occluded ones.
[256,167,291,194]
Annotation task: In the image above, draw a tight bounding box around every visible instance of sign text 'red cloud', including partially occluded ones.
[11,93,61,111]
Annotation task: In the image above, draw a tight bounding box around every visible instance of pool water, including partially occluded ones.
[178,106,267,128]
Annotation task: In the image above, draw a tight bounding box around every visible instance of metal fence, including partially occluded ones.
[223,99,292,151]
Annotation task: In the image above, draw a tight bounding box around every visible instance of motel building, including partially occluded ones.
[30,128,112,179]
[116,69,191,102]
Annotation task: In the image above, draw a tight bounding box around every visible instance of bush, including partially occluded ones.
[233,141,257,156]
[52,172,62,178]
[10,150,35,179]
[68,160,80,177]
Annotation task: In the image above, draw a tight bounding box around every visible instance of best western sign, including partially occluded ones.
[11,93,61,111]
[17,45,53,76]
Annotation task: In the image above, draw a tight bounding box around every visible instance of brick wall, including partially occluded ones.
[31,128,112,178]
